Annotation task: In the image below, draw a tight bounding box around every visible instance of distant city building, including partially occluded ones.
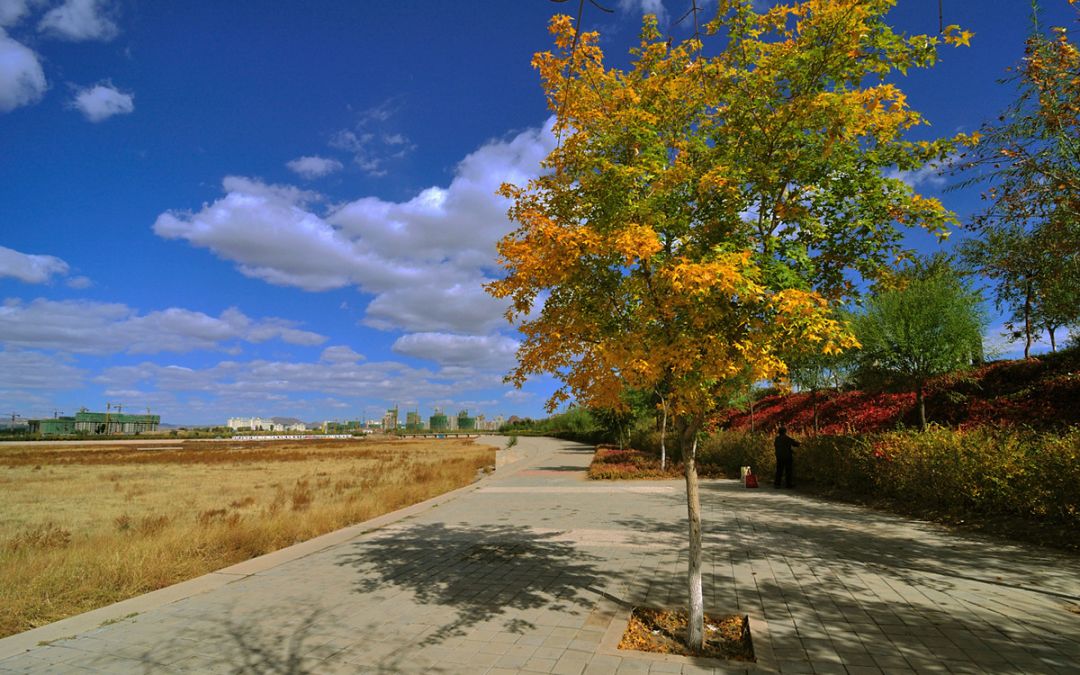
[383,408,399,432]
[29,411,160,436]
[457,409,476,431]
[429,408,448,431]
[405,411,424,432]
[227,417,305,432]
[28,417,76,436]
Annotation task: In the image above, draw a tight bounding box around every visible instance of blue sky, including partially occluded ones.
[1,1,1075,425]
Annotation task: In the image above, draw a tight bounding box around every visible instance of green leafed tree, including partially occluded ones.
[956,3,1080,354]
[489,1,970,649]
[852,257,987,430]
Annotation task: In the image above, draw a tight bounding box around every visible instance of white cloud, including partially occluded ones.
[286,155,343,180]
[38,0,117,41]
[0,348,85,390]
[885,154,959,189]
[392,332,519,370]
[0,299,326,354]
[320,345,364,363]
[0,0,32,27]
[327,99,415,177]
[619,0,668,23]
[70,81,133,122]
[154,178,361,292]
[0,28,46,112]
[155,118,557,336]
[66,275,92,288]
[0,245,69,282]
[94,356,458,406]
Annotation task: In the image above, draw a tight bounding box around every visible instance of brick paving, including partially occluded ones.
[1,435,1077,673]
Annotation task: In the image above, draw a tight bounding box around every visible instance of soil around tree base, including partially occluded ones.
[618,607,754,661]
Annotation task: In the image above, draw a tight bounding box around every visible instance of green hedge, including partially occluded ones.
[630,426,1080,528]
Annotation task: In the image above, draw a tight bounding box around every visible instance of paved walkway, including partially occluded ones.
[1,436,1078,674]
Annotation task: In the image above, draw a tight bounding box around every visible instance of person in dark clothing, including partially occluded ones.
[774,426,800,488]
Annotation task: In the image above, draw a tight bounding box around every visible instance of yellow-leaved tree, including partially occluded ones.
[488,0,971,651]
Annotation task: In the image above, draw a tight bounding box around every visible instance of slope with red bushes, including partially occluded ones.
[718,347,1080,434]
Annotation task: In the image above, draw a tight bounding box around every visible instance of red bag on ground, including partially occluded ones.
[744,471,759,488]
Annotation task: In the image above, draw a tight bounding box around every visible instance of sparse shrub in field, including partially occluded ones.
[196,509,229,526]
[114,514,132,532]
[138,515,171,535]
[229,496,255,509]
[290,480,313,511]
[6,523,71,551]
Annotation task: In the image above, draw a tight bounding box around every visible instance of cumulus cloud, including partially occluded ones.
[155,118,557,335]
[0,29,46,112]
[286,155,343,180]
[0,299,326,354]
[0,0,32,27]
[70,81,133,122]
[38,0,117,41]
[392,332,519,369]
[0,245,69,282]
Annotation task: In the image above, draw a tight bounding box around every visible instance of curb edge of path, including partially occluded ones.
[0,436,541,661]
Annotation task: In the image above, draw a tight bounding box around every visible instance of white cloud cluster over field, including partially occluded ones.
[154,119,555,360]
[0,299,326,354]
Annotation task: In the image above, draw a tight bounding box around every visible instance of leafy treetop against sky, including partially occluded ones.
[0,0,1074,424]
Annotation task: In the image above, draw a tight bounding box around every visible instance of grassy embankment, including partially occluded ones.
[589,427,1080,552]
[586,349,1080,552]
[0,437,495,638]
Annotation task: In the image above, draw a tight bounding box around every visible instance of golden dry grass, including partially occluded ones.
[0,437,496,638]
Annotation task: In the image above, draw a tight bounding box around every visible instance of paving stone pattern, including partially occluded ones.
[1,436,1078,673]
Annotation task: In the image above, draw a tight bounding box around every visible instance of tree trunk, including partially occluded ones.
[1048,324,1057,352]
[682,421,705,651]
[659,397,668,471]
[916,383,926,432]
[1024,282,1033,359]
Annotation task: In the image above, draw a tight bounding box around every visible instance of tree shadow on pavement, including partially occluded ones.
[609,487,1080,671]
[137,606,333,674]
[334,522,606,647]
[694,480,1080,600]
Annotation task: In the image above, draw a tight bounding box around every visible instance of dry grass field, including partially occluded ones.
[0,436,496,638]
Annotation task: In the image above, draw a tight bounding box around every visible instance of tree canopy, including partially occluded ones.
[852,257,986,430]
[489,0,972,649]
[958,4,1080,355]
[490,1,972,422]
